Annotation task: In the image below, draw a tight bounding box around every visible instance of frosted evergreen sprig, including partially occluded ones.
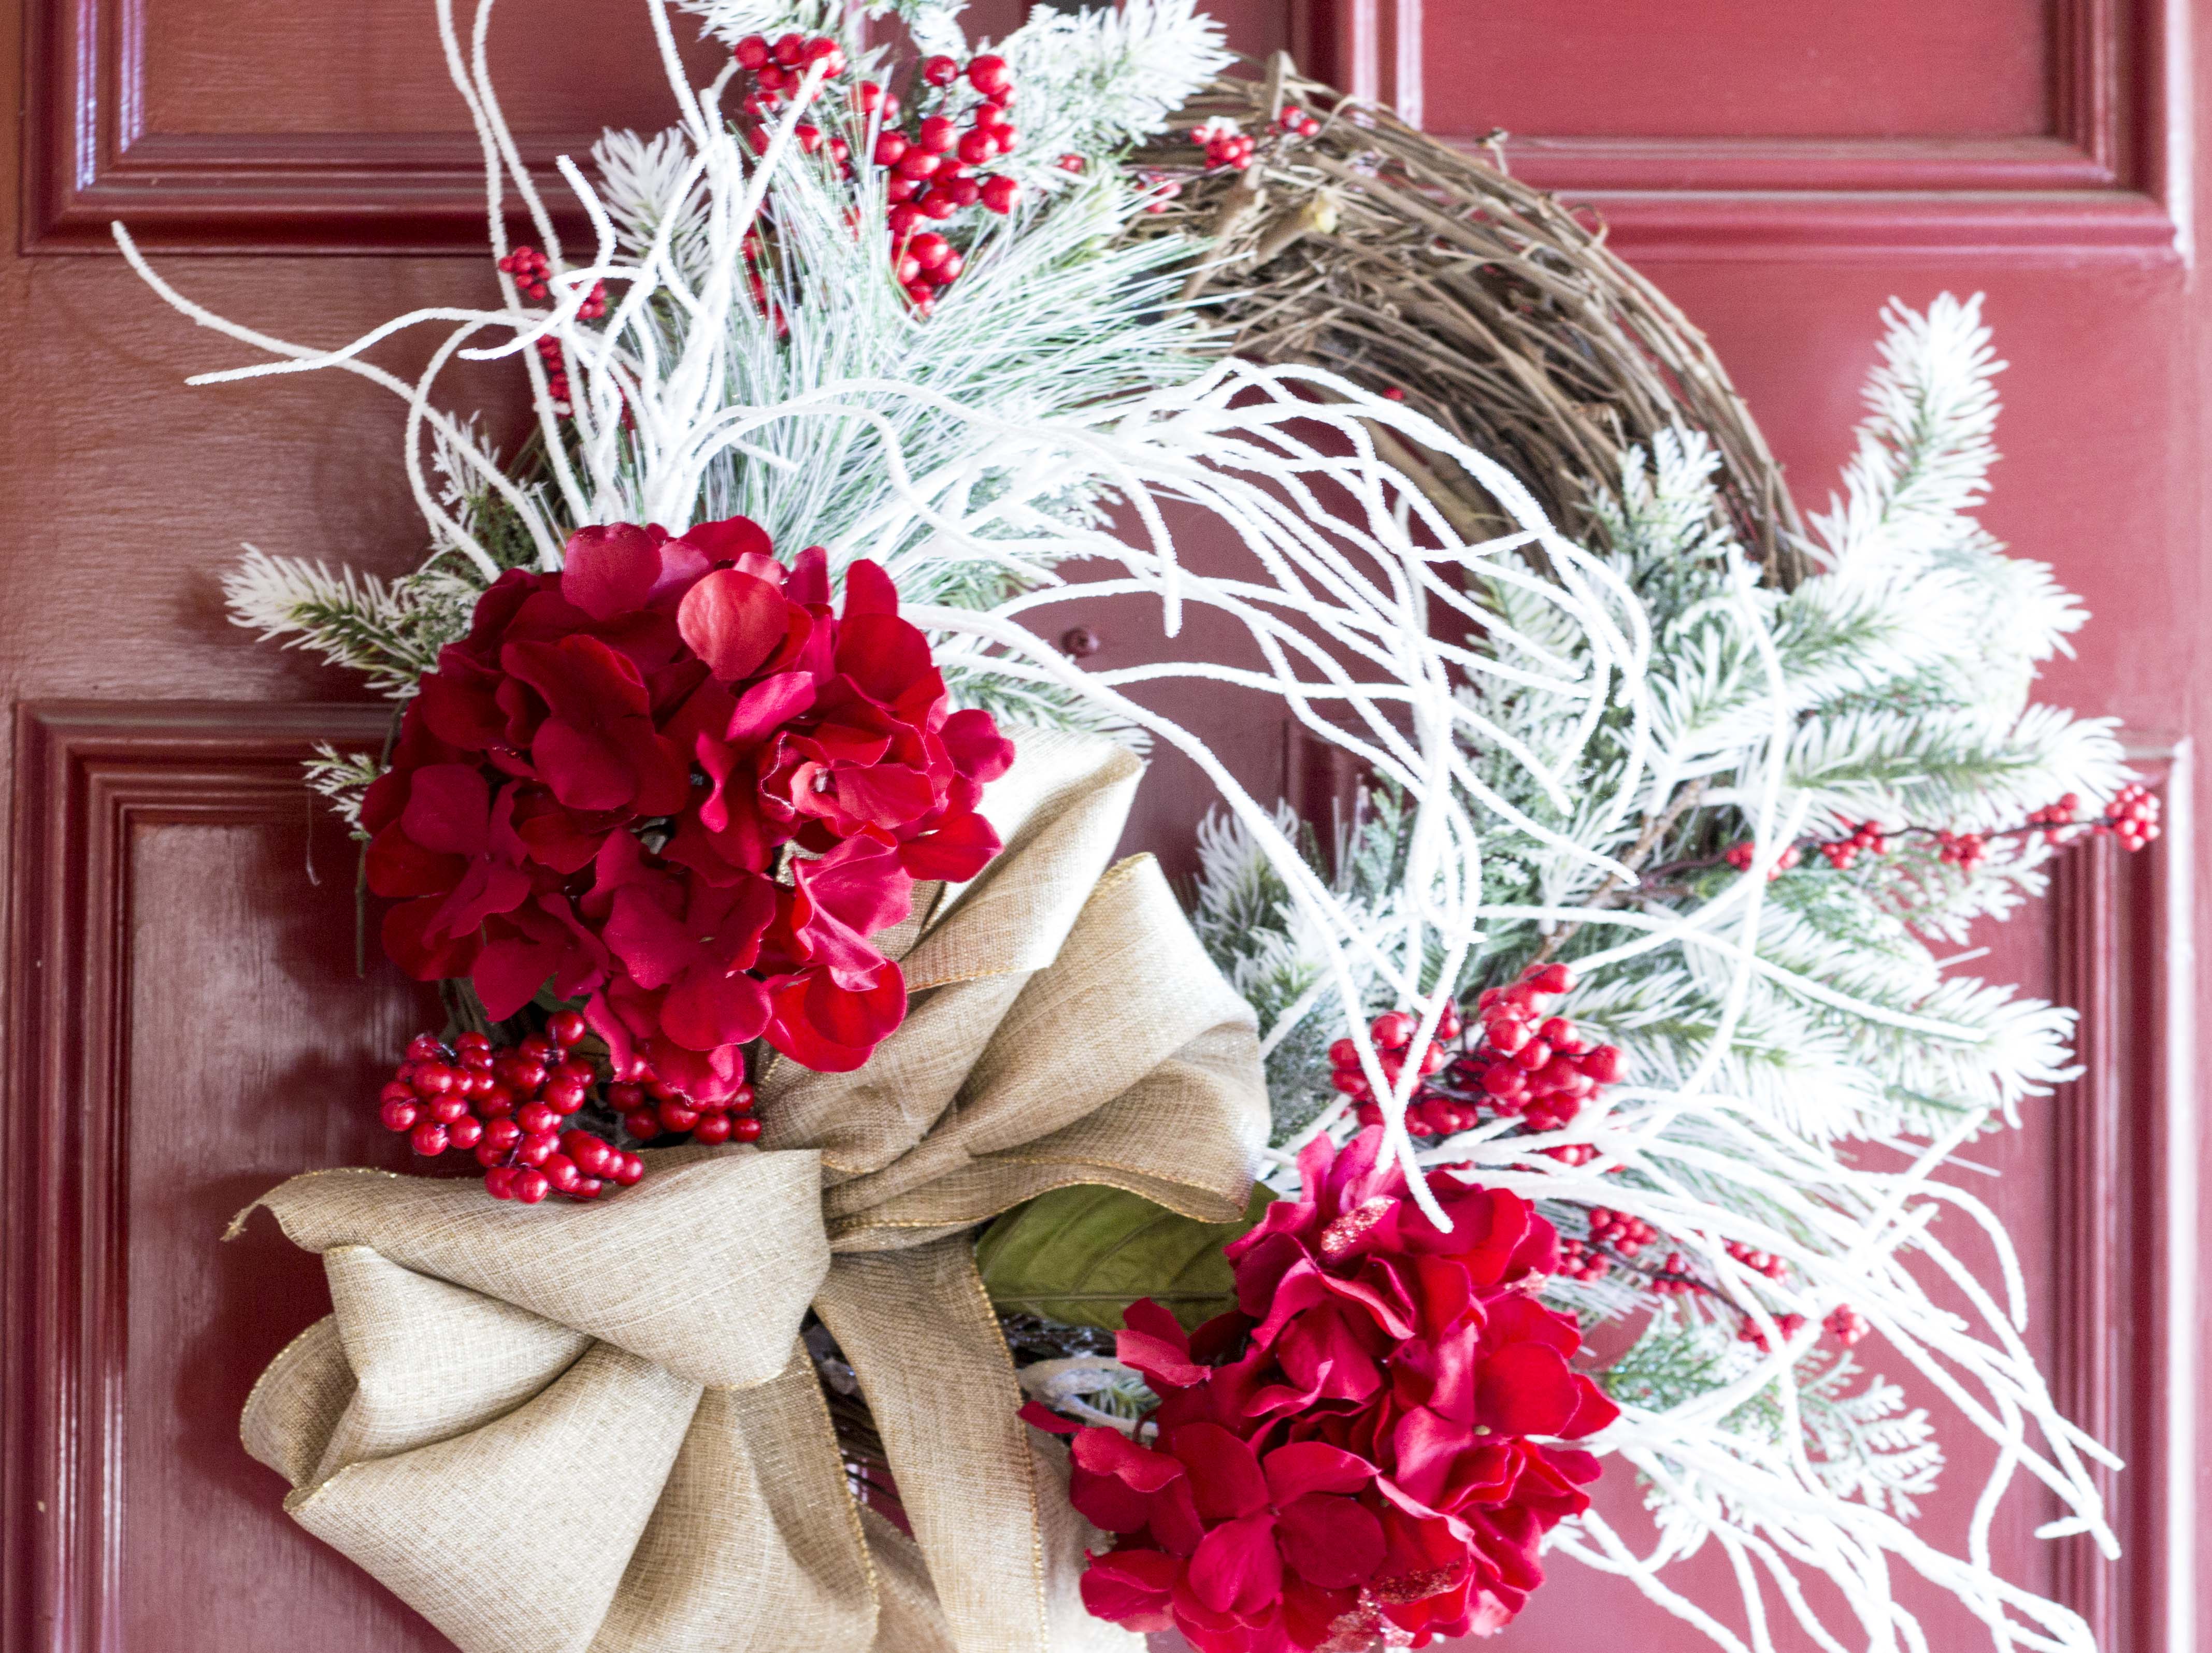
[222,548,472,701]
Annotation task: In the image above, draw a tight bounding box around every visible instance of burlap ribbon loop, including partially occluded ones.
[233,729,1269,1653]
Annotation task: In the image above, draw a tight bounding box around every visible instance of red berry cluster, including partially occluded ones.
[1188,118,1255,170]
[1327,964,1626,1154]
[1935,827,1989,870]
[2103,782,2161,849]
[496,246,552,301]
[2025,793,2082,842]
[607,1077,761,1146]
[493,247,609,419]
[1588,1206,1656,1256]
[1739,1311,1808,1352]
[1725,1238,1789,1282]
[1134,173,1182,213]
[732,32,853,161]
[1815,820,1889,871]
[1648,1252,1702,1299]
[727,34,1021,319]
[1555,1237,1610,1282]
[1723,839,1802,879]
[375,1012,645,1204]
[1569,1212,1868,1353]
[1328,1006,1450,1110]
[1824,1304,1870,1346]
[533,336,573,416]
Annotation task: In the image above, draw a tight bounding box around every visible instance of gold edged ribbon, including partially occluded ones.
[231,728,1269,1653]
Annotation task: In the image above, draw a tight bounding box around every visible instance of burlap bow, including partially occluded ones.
[231,729,1268,1653]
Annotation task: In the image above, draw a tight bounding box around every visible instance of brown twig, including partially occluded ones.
[1531,779,1710,962]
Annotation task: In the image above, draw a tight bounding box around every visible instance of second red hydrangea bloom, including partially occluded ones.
[362,516,1014,1093]
[1032,1128,1619,1651]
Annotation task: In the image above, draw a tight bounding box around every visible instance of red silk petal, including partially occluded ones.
[364,823,466,900]
[1187,1513,1282,1616]
[1262,1442,1375,1506]
[787,544,831,607]
[1474,1342,1579,1438]
[841,557,900,617]
[724,671,816,745]
[1079,1549,1182,1632]
[897,809,1002,881]
[380,897,479,981]
[1072,1426,1186,1494]
[940,706,1016,781]
[1168,1422,1270,1522]
[834,612,936,708]
[678,569,794,683]
[762,965,906,1071]
[659,967,771,1052]
[398,764,494,856]
[560,523,664,620]
[674,515,774,567]
[1276,1493,1385,1590]
[530,718,639,814]
[1117,1298,1206,1389]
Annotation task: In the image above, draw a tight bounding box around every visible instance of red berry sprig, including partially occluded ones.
[1188,118,1256,171]
[725,36,1022,319]
[2102,782,2161,850]
[1723,839,1802,879]
[1569,1211,1862,1352]
[375,1014,645,1204]
[534,336,572,415]
[496,246,552,301]
[1325,962,1626,1154]
[1737,1312,1809,1353]
[1707,787,2161,885]
[1725,1238,1790,1283]
[606,1076,762,1147]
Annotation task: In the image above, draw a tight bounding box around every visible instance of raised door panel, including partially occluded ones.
[24,0,725,250]
[25,0,1295,253]
[3,707,446,1652]
[1317,0,2179,254]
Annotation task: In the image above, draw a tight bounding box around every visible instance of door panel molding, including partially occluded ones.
[1296,0,2188,260]
[20,0,685,254]
[2049,739,2198,1652]
[1,702,398,1650]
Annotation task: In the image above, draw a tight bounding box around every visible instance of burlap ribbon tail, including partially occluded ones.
[232,729,1269,1653]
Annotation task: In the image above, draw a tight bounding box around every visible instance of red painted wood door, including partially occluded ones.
[0,3,2198,1652]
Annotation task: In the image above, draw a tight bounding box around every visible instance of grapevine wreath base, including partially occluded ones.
[121,1,2150,1649]
[1139,56,1806,580]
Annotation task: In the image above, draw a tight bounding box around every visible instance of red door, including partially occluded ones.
[1,2,2197,1651]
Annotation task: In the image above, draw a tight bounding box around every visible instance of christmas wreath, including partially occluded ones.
[125,2,2145,1650]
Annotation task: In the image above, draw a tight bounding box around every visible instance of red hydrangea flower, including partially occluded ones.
[361,516,1014,1096]
[1033,1129,1618,1650]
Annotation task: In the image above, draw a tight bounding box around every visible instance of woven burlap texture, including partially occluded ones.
[230,728,1269,1653]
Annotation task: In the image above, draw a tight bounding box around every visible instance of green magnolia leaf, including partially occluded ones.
[974,1183,1276,1332]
